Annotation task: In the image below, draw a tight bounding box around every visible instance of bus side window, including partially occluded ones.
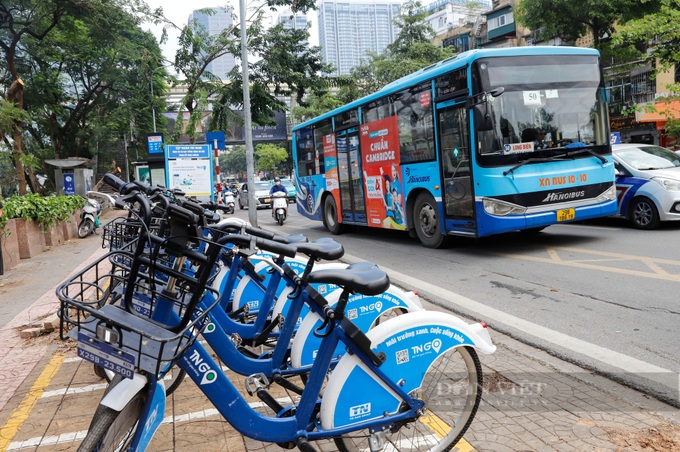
[395,84,435,164]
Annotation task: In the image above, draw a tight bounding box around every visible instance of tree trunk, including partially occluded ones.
[6,79,27,194]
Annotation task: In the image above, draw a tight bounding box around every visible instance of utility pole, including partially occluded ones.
[240,0,257,226]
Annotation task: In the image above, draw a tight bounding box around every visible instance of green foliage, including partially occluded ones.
[612,0,680,72]
[291,92,344,124]
[255,143,288,174]
[0,0,165,193]
[219,146,247,175]
[0,194,85,232]
[514,0,660,51]
[0,99,30,138]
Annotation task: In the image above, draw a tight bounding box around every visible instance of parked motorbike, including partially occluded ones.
[223,189,236,214]
[77,197,102,238]
[271,191,287,225]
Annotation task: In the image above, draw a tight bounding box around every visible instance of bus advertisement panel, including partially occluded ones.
[360,116,406,230]
[323,134,340,205]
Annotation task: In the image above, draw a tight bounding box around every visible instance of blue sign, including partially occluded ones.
[610,132,621,144]
[206,131,225,150]
[166,144,211,159]
[63,174,75,195]
[147,133,164,154]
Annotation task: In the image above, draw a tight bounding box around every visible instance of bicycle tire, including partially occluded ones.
[78,382,147,452]
[334,346,482,452]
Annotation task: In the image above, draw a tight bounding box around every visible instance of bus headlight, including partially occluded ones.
[482,198,527,216]
[596,184,617,202]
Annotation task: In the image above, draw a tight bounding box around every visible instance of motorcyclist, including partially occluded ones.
[269,177,288,196]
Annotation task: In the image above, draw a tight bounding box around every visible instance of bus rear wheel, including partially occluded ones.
[323,195,344,235]
[413,192,447,248]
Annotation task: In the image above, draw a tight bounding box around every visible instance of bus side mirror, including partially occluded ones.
[467,87,504,132]
[474,104,494,132]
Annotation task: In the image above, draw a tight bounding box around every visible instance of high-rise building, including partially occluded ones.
[317,0,402,76]
[276,8,309,34]
[189,7,237,80]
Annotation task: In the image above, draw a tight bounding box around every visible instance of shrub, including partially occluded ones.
[0,194,85,232]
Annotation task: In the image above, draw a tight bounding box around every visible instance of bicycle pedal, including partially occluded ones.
[244,372,269,396]
[296,437,318,452]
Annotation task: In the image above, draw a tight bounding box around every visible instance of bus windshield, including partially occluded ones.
[474,55,609,164]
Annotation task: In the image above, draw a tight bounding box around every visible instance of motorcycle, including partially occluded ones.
[77,197,102,238]
[223,189,236,214]
[271,191,287,225]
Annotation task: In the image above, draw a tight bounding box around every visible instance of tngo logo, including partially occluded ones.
[188,350,217,385]
[349,402,371,418]
[359,301,383,314]
[411,338,442,355]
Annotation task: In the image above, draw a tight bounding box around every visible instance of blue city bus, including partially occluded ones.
[292,46,618,248]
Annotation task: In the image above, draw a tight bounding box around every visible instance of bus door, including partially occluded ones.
[437,103,475,227]
[336,127,367,223]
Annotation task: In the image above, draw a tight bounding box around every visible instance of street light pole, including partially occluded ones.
[240,0,257,227]
[150,65,168,134]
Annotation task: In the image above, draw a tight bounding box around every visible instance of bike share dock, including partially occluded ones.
[0,234,678,451]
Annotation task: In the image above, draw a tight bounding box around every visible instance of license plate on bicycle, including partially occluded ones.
[77,333,136,379]
[556,208,575,222]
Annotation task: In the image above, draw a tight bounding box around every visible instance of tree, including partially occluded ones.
[514,0,660,52]
[611,0,680,143]
[612,0,680,71]
[0,0,72,194]
[291,92,344,124]
[219,145,247,175]
[1,0,161,193]
[255,143,287,175]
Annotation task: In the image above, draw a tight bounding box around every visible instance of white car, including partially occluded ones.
[238,181,273,209]
[612,143,680,229]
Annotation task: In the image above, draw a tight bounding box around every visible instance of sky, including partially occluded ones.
[142,0,319,71]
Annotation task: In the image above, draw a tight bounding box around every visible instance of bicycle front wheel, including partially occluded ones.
[335,346,482,452]
[78,383,148,452]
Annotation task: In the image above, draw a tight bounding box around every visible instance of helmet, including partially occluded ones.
[275,177,281,182]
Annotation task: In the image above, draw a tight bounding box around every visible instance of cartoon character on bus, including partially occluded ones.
[381,171,403,225]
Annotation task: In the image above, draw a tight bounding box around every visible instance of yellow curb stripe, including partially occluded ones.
[0,353,65,451]
[419,413,475,451]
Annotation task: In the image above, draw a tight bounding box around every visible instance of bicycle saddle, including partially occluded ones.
[307,262,389,296]
[271,233,308,244]
[294,238,344,261]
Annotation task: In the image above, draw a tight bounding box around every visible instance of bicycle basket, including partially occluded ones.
[57,250,221,380]
[102,217,143,251]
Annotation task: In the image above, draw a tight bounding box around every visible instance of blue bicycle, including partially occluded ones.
[58,178,495,451]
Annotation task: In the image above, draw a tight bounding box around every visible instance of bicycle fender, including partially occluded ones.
[290,284,422,368]
[135,380,167,450]
[319,310,496,429]
[101,373,148,411]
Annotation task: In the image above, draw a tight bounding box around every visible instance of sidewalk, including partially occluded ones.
[0,231,678,451]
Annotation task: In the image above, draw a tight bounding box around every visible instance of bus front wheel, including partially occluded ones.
[413,192,447,248]
[323,195,344,235]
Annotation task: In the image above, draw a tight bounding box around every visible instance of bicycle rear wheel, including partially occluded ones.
[78,376,148,452]
[334,346,482,452]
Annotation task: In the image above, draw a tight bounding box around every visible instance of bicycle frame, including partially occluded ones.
[126,292,425,448]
